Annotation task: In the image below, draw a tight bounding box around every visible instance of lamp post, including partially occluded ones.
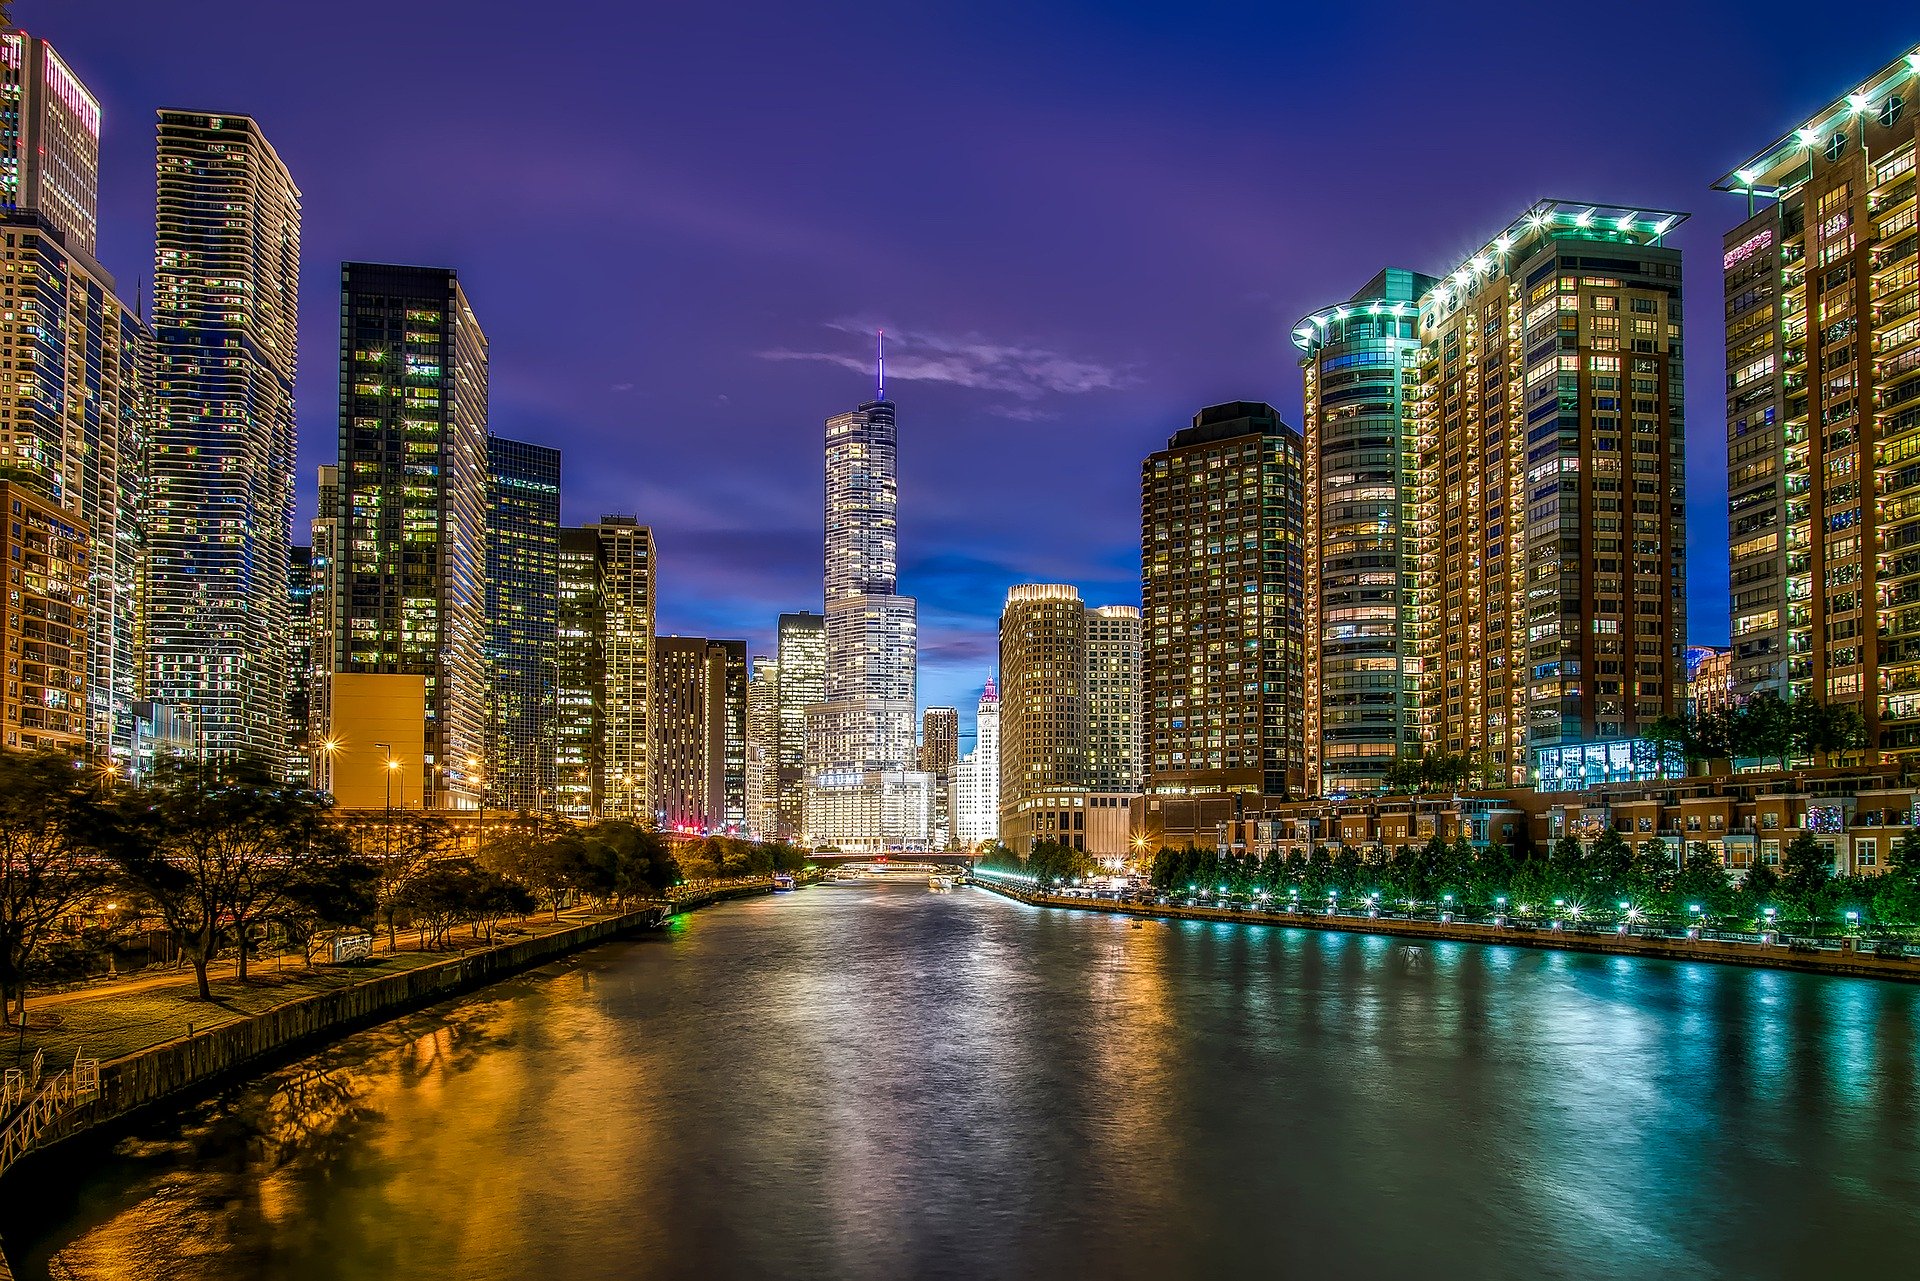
[377,743,397,863]
[467,756,485,859]
[320,738,341,798]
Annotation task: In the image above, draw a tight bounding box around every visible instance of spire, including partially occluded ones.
[877,328,885,401]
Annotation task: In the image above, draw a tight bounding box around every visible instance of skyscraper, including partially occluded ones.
[1141,402,1306,801]
[332,263,489,809]
[554,526,605,819]
[1413,201,1687,789]
[0,481,88,753]
[590,516,655,819]
[287,546,315,786]
[1718,45,1920,758]
[308,466,340,789]
[747,655,780,838]
[486,436,561,813]
[1086,605,1142,791]
[0,32,144,765]
[148,111,299,771]
[774,611,823,839]
[1294,268,1434,796]
[652,636,747,832]
[920,705,959,847]
[0,29,100,255]
[804,373,932,850]
[953,678,1001,847]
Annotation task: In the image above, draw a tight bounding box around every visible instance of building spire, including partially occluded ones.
[876,328,885,401]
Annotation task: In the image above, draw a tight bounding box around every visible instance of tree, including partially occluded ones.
[222,783,356,979]
[0,751,110,1018]
[373,813,456,951]
[1780,831,1835,929]
[484,816,588,920]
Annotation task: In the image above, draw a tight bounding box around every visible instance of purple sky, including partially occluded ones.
[57,1,1920,741]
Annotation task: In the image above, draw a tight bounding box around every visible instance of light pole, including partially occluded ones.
[377,743,397,863]
[320,738,341,798]
[468,756,485,859]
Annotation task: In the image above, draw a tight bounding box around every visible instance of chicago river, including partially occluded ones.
[8,880,1918,1279]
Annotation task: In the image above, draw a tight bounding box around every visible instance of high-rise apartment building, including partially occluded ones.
[332,263,488,809]
[307,466,340,789]
[287,545,315,786]
[485,436,561,813]
[1086,605,1142,791]
[0,29,100,256]
[920,705,959,847]
[999,587,1143,850]
[0,481,88,753]
[1718,46,1920,758]
[747,655,780,838]
[590,516,655,819]
[805,381,932,850]
[1413,200,1687,790]
[554,526,604,819]
[0,33,144,766]
[652,636,747,832]
[1141,402,1306,800]
[148,111,299,771]
[953,678,1001,847]
[1294,268,1434,796]
[774,611,823,839]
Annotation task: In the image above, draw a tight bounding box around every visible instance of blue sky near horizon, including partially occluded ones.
[53,1,1920,740]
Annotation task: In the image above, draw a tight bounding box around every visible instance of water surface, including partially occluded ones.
[9,880,1919,1279]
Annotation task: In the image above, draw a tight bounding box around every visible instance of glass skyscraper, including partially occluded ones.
[148,111,300,770]
[486,436,561,813]
[333,263,489,809]
[1294,268,1434,795]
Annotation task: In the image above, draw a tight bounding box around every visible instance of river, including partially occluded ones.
[6,879,1919,1279]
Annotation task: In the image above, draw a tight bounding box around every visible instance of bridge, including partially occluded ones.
[807,851,974,870]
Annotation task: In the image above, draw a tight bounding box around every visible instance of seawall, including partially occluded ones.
[970,878,1920,983]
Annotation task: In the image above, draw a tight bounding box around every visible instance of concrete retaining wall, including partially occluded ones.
[973,879,1920,983]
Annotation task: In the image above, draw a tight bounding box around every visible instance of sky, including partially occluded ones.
[52,1,1920,744]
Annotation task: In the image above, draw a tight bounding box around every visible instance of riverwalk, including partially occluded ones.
[970,876,1920,983]
[0,878,780,1199]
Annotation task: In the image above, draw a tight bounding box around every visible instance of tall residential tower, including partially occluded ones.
[148,111,300,769]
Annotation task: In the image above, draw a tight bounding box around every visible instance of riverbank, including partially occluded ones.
[0,879,779,1195]
[969,876,1920,983]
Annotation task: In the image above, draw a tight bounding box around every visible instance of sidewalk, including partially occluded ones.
[8,906,629,1067]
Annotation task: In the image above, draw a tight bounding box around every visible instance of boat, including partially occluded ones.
[772,874,797,892]
[929,874,958,891]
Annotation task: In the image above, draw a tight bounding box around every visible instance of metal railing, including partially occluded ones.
[0,1050,99,1181]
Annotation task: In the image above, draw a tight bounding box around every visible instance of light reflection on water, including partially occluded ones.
[8,880,1920,1280]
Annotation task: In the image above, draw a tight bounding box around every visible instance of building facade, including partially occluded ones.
[1717,46,1920,759]
[920,705,959,847]
[332,263,488,809]
[805,389,931,850]
[1141,402,1306,801]
[148,111,299,771]
[0,35,143,766]
[554,526,604,819]
[652,636,747,833]
[953,677,1000,847]
[590,516,655,820]
[1086,605,1142,791]
[0,481,88,753]
[746,655,779,838]
[0,29,100,256]
[1414,200,1688,791]
[485,436,560,813]
[774,611,823,840]
[1294,268,1434,796]
[287,545,314,786]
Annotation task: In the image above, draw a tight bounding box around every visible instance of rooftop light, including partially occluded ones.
[1909,52,1920,75]
[1494,235,1513,253]
[1737,167,1760,186]
[1797,127,1821,148]
[1574,209,1595,228]
[1654,215,1677,236]
[1847,92,1871,114]
[1615,214,1635,231]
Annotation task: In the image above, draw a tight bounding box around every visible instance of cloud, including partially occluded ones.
[610,382,635,392]
[760,320,1138,400]
[986,404,1059,422]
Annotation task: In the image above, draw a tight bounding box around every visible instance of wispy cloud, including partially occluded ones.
[986,403,1059,422]
[760,320,1137,400]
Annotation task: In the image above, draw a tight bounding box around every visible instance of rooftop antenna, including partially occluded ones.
[876,329,885,401]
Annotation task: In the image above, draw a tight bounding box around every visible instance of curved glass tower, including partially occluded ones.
[1293,269,1433,796]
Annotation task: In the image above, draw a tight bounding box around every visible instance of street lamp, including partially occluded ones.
[1441,892,1454,924]
[377,743,398,863]
[320,738,341,797]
